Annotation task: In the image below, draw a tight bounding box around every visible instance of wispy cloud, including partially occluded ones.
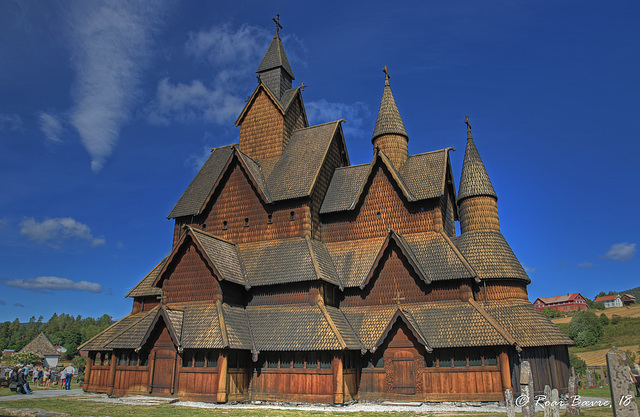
[3,276,103,294]
[146,78,245,126]
[145,23,273,127]
[19,217,105,248]
[601,242,636,262]
[577,262,597,268]
[306,99,371,139]
[67,0,169,172]
[523,265,537,274]
[38,112,63,143]
[14,303,25,308]
[0,113,23,133]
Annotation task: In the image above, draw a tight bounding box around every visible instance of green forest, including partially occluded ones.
[0,314,113,360]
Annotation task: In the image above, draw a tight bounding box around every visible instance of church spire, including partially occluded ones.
[256,14,294,99]
[372,66,408,168]
[457,116,500,233]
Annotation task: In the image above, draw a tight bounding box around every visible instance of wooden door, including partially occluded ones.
[151,349,175,395]
[392,351,416,395]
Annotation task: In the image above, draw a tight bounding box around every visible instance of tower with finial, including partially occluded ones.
[457,115,500,233]
[372,66,409,168]
[256,13,295,99]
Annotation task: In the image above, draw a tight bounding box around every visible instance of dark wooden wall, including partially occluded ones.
[239,89,285,160]
[162,240,221,304]
[510,345,570,396]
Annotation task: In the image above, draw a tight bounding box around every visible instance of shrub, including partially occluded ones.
[570,353,587,375]
[568,311,604,347]
[599,313,610,326]
[543,308,561,318]
[611,314,622,324]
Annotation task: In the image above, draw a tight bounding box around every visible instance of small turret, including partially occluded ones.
[372,67,408,168]
[457,116,500,233]
[256,14,294,99]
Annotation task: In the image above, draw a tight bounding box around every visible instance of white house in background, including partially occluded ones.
[594,294,623,309]
[19,332,60,368]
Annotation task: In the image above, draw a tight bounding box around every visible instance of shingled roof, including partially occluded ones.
[451,230,529,283]
[458,127,497,202]
[372,71,407,140]
[19,332,58,357]
[320,149,451,214]
[168,121,345,219]
[126,256,167,298]
[257,34,294,79]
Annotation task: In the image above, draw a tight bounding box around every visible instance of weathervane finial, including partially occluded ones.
[272,13,283,36]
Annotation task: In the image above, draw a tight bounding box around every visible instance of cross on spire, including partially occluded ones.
[157,293,169,305]
[272,13,283,36]
[465,115,472,138]
[383,66,390,86]
[392,291,405,307]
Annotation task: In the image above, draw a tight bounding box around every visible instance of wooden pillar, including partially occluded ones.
[107,352,117,396]
[548,348,559,389]
[333,351,344,404]
[170,351,178,395]
[147,351,156,394]
[217,351,228,403]
[499,348,512,392]
[83,353,93,392]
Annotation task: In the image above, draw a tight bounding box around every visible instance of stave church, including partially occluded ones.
[80,17,573,403]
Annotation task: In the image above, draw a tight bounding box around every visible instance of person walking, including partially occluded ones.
[59,368,66,389]
[43,367,51,389]
[63,364,75,390]
[16,368,33,394]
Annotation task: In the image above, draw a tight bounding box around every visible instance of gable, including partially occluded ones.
[238,87,285,160]
[161,239,221,304]
[323,164,439,241]
[342,241,428,306]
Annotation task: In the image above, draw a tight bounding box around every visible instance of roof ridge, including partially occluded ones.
[316,300,347,349]
[438,230,478,281]
[467,298,519,349]
[216,299,229,348]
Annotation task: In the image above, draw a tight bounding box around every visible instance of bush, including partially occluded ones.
[611,314,622,324]
[543,308,561,318]
[624,350,637,367]
[599,313,610,326]
[568,311,604,347]
[570,353,587,375]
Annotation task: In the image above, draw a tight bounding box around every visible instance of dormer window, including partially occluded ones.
[267,214,273,224]
[244,218,250,227]
[290,211,295,221]
[202,224,207,231]
[222,221,228,230]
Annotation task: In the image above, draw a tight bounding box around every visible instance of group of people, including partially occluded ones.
[8,364,76,394]
[30,366,51,388]
[7,367,33,394]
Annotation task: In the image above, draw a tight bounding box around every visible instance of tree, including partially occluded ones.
[624,350,637,368]
[570,353,587,376]
[72,356,87,372]
[5,351,42,366]
[568,311,604,347]
[599,313,610,326]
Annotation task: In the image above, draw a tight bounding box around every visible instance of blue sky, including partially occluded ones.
[1,0,638,323]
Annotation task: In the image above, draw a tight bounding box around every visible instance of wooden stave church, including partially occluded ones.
[80,20,573,403]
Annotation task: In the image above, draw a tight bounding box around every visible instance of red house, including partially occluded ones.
[534,293,588,312]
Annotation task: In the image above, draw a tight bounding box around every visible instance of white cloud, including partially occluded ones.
[523,265,537,274]
[146,78,245,126]
[38,112,63,143]
[67,0,169,172]
[185,23,271,65]
[3,276,103,294]
[19,217,105,248]
[601,242,636,262]
[306,99,371,139]
[0,113,23,132]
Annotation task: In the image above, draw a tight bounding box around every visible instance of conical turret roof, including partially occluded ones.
[257,34,294,79]
[372,68,407,141]
[458,117,497,202]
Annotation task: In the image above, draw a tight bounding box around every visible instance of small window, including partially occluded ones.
[469,351,482,367]
[454,351,467,367]
[222,221,228,230]
[194,351,206,368]
[267,214,273,224]
[118,352,128,366]
[293,352,305,369]
[281,352,292,369]
[139,352,148,367]
[228,351,238,368]
[320,352,332,369]
[244,218,249,227]
[206,351,217,368]
[424,353,436,368]
[290,211,295,221]
[267,352,279,368]
[307,352,317,369]
[202,224,207,231]
[130,351,139,367]
[182,351,193,367]
[376,211,381,218]
[483,349,497,366]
